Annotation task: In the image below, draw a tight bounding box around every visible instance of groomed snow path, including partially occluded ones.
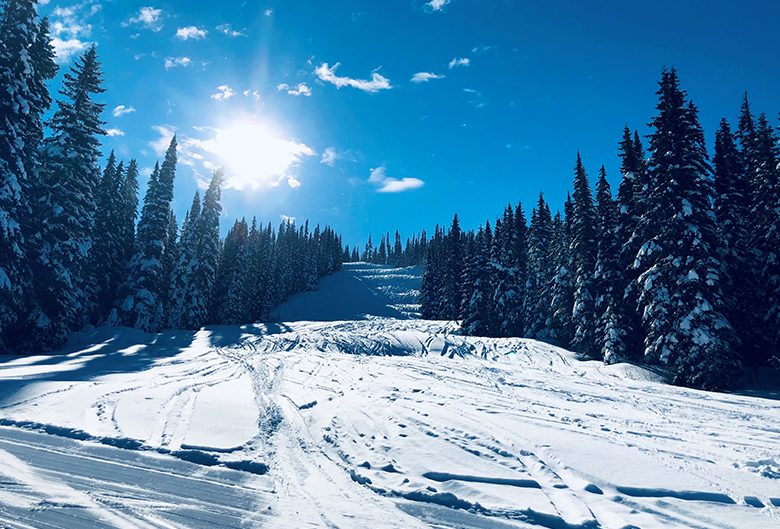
[0,263,778,528]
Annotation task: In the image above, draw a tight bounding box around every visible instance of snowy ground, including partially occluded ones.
[0,263,778,528]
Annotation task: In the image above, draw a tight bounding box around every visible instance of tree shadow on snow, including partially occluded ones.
[0,327,200,406]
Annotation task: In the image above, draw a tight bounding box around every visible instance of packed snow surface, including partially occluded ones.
[0,263,778,528]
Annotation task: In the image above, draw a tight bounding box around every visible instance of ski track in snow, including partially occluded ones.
[0,263,778,528]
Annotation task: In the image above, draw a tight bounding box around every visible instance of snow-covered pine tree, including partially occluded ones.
[593,166,629,362]
[0,1,57,352]
[712,118,763,366]
[183,170,223,329]
[87,153,126,322]
[118,159,139,266]
[213,218,250,324]
[26,45,104,349]
[161,209,178,314]
[636,69,740,389]
[420,225,445,319]
[492,204,523,337]
[525,194,554,338]
[117,136,178,332]
[548,203,574,346]
[166,192,200,329]
[303,225,319,291]
[752,114,780,361]
[462,223,494,336]
[393,230,403,266]
[442,214,464,320]
[749,114,780,359]
[569,155,599,357]
[615,128,648,361]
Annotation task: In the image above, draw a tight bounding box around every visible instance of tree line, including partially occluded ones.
[342,231,429,267]
[420,69,780,390]
[0,1,344,354]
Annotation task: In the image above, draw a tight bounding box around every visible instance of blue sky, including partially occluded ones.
[40,0,780,247]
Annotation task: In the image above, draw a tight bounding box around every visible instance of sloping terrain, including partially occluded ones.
[0,263,778,528]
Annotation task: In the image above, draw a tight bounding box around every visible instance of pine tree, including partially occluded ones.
[117,160,139,272]
[117,136,178,332]
[88,153,129,322]
[525,194,554,338]
[181,170,223,329]
[492,205,523,337]
[636,69,740,389]
[548,204,574,346]
[0,2,57,351]
[166,192,200,329]
[713,118,763,366]
[213,218,250,324]
[461,224,494,335]
[593,167,629,362]
[420,225,445,319]
[614,128,648,361]
[569,154,599,357]
[26,45,104,349]
[442,214,464,320]
[753,114,780,361]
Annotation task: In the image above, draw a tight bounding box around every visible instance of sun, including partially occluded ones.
[201,117,315,190]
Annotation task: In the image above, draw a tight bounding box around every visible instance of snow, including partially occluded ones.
[0,263,779,528]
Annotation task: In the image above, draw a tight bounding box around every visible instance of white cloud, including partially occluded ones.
[368,166,424,193]
[176,26,207,40]
[51,38,88,64]
[243,89,262,101]
[106,128,126,137]
[448,57,470,69]
[48,2,101,64]
[277,82,312,97]
[314,63,391,93]
[378,177,425,193]
[287,176,301,189]
[150,125,176,155]
[264,9,273,16]
[125,7,163,32]
[113,105,136,117]
[411,72,445,83]
[280,214,295,223]
[210,85,235,100]
[426,0,451,11]
[164,56,191,69]
[321,147,339,167]
[215,24,245,37]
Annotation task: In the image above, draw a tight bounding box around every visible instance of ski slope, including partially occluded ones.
[0,263,778,528]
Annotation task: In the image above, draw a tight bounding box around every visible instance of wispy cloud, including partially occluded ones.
[106,128,126,137]
[264,9,273,16]
[51,38,88,64]
[426,0,451,12]
[112,105,136,117]
[124,6,163,32]
[215,23,245,37]
[150,125,176,156]
[210,85,235,100]
[243,89,262,101]
[411,72,445,83]
[321,147,339,167]
[315,63,391,93]
[164,56,191,69]
[49,3,100,64]
[277,83,312,97]
[368,166,424,193]
[176,26,207,40]
[448,57,470,69]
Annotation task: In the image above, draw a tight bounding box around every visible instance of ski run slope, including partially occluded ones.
[0,263,778,529]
